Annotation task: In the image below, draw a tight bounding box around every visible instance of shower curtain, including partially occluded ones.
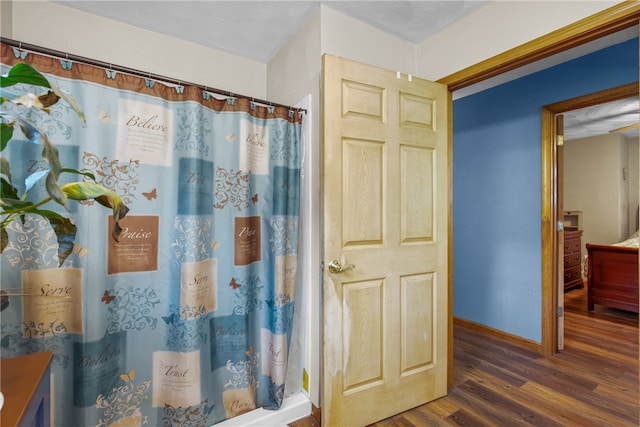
[0,43,303,426]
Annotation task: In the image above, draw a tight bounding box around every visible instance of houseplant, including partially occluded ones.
[1,63,128,267]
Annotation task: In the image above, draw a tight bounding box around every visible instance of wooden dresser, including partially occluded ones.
[0,351,53,427]
[564,229,583,291]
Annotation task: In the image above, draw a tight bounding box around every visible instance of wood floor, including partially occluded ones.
[289,285,638,427]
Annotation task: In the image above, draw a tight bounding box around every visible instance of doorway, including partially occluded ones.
[442,6,639,356]
[543,82,639,351]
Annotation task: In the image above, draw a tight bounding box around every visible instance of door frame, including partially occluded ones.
[438,2,640,361]
[542,82,639,351]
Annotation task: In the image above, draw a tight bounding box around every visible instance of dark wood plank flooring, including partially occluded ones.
[290,285,638,427]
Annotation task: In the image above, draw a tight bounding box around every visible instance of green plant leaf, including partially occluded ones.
[28,208,65,219]
[10,93,48,111]
[0,117,68,201]
[0,176,19,200]
[1,63,131,263]
[24,169,48,194]
[0,63,51,88]
[60,167,97,182]
[61,181,119,204]
[1,90,60,115]
[0,195,32,210]
[47,215,76,266]
[4,208,77,266]
[1,123,13,151]
[0,227,7,254]
[0,158,11,183]
[38,91,60,108]
[51,86,86,127]
[0,112,49,146]
[40,135,62,176]
[61,182,129,241]
[0,114,69,205]
[45,170,67,207]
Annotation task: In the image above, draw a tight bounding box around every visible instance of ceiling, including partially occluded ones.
[564,96,639,141]
[54,1,488,63]
[54,0,639,141]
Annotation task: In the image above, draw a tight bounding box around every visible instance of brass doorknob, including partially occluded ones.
[328,260,355,274]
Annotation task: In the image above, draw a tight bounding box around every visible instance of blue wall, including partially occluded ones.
[452,38,638,342]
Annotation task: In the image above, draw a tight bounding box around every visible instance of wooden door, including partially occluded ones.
[321,55,448,427]
[556,114,565,351]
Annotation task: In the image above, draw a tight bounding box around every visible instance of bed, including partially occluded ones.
[586,232,639,314]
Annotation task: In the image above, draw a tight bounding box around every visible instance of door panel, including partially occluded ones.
[322,54,448,427]
[342,138,384,245]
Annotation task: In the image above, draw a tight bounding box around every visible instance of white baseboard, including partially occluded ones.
[214,392,311,427]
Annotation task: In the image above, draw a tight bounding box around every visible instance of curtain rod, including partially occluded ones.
[1,37,305,113]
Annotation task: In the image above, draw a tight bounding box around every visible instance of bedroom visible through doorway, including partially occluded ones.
[543,82,639,351]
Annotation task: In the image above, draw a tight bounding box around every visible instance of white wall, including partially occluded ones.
[4,0,268,98]
[564,133,633,247]
[267,8,322,408]
[319,5,416,75]
[266,5,421,408]
[415,0,621,81]
[0,0,12,37]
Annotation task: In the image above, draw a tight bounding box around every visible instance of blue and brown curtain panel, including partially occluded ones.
[0,43,303,426]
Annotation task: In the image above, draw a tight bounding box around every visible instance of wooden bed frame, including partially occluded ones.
[586,243,638,314]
